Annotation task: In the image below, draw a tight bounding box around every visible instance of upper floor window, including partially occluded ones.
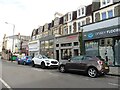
[69,13,72,21]
[78,22,81,31]
[69,25,72,34]
[81,8,84,15]
[102,12,107,20]
[108,10,113,18]
[77,6,86,18]
[78,9,81,16]
[94,12,100,22]
[81,20,85,26]
[101,0,113,8]
[102,0,106,5]
[107,0,111,3]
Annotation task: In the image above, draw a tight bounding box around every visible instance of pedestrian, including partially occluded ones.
[105,51,108,65]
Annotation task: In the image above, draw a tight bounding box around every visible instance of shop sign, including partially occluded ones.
[84,27,120,40]
[66,35,77,39]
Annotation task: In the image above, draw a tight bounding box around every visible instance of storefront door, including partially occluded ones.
[99,38,114,66]
[114,38,120,66]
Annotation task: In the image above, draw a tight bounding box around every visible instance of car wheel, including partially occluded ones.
[31,61,35,67]
[23,61,26,65]
[41,62,45,69]
[87,67,98,78]
[59,65,66,73]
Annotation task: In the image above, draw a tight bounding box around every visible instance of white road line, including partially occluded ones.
[32,68,44,72]
[48,72,59,77]
[108,83,120,86]
[0,78,13,90]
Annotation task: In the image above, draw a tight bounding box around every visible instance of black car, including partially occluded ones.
[58,55,109,78]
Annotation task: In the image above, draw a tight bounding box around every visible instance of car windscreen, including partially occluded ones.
[26,56,32,59]
[42,55,48,59]
[96,56,105,61]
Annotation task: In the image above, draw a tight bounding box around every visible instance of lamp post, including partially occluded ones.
[5,22,15,53]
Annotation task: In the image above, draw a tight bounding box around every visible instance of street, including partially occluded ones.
[0,59,119,89]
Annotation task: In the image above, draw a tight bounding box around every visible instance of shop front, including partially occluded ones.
[55,32,81,61]
[83,25,120,66]
[39,35,55,59]
[28,40,39,58]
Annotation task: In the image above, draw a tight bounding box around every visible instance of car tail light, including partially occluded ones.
[26,58,28,60]
[97,60,103,65]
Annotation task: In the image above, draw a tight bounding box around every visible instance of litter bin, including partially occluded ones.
[11,55,17,61]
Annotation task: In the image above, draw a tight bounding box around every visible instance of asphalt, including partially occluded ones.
[1,59,120,77]
[1,60,119,88]
[12,60,120,77]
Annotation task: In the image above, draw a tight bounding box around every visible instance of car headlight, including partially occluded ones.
[45,60,49,62]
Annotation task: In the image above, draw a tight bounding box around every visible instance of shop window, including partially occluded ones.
[106,38,113,46]
[74,49,79,56]
[61,43,72,47]
[100,39,105,46]
[85,40,99,56]
[74,42,78,46]
[61,49,72,60]
[49,40,54,48]
[114,39,120,66]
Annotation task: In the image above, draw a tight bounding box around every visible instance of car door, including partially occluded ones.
[66,56,82,71]
[38,55,43,65]
[33,55,39,64]
[72,56,84,71]
[80,56,92,71]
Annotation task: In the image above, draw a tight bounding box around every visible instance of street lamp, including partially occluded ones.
[5,22,15,53]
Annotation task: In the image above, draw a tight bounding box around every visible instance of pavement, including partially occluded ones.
[1,59,120,77]
[107,67,120,77]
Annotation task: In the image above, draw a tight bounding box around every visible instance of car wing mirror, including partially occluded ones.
[68,59,71,62]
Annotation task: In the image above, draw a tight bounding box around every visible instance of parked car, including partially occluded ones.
[58,55,109,78]
[18,56,32,65]
[31,55,59,69]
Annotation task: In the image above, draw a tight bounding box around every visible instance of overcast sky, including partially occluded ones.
[0,0,92,50]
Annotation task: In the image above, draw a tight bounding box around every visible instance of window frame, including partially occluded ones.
[108,10,113,18]
[101,12,107,20]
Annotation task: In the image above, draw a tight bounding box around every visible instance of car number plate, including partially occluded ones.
[105,67,108,69]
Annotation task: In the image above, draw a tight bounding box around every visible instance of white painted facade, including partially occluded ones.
[28,40,39,56]
[76,15,92,32]
[6,37,20,53]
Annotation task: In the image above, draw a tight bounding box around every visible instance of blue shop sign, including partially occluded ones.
[83,26,120,40]
[87,33,94,39]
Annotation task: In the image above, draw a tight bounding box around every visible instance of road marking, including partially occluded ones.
[0,78,13,90]
[48,72,59,77]
[108,83,120,86]
[32,68,44,72]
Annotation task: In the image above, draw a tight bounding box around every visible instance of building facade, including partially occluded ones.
[54,32,81,61]
[83,0,120,66]
[29,0,120,67]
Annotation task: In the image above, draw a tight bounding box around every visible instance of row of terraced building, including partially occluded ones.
[29,0,120,67]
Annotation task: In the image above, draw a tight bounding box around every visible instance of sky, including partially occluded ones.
[0,0,92,51]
